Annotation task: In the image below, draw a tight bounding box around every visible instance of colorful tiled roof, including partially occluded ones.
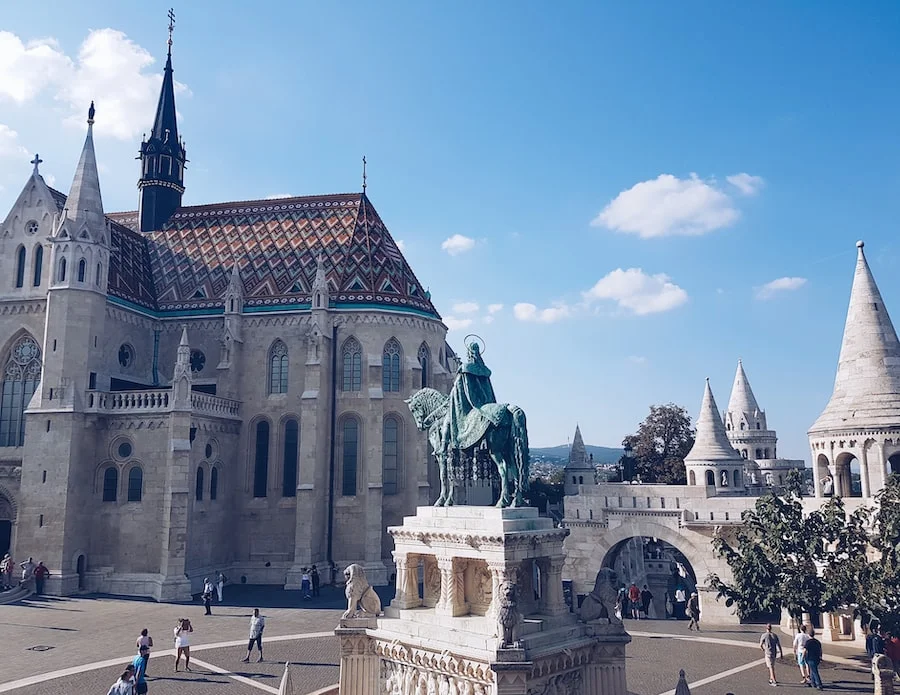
[50,189,437,318]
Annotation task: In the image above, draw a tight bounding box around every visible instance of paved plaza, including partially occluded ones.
[0,589,880,695]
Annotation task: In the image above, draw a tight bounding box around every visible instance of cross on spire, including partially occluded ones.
[30,153,42,175]
[362,155,367,193]
[167,8,176,54]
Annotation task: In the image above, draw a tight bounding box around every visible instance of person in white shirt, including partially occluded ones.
[174,617,193,672]
[793,624,811,685]
[106,670,135,695]
[241,608,266,663]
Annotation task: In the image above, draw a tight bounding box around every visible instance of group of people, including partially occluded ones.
[866,621,900,679]
[300,565,321,599]
[1,554,50,594]
[618,582,653,619]
[759,623,825,689]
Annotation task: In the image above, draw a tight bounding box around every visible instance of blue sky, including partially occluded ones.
[2,2,900,459]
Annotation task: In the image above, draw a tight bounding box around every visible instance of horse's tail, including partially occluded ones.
[509,406,530,493]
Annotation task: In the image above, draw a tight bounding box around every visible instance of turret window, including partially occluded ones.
[95,262,102,286]
[127,467,143,502]
[210,467,219,500]
[341,337,362,392]
[102,467,118,502]
[383,415,400,495]
[0,335,42,447]
[755,448,762,459]
[418,343,430,388]
[341,416,360,496]
[15,247,26,288]
[195,466,204,501]
[756,422,761,430]
[57,257,66,282]
[77,258,86,283]
[382,339,402,392]
[33,246,43,287]
[268,340,289,394]
[282,418,299,497]
[253,420,270,498]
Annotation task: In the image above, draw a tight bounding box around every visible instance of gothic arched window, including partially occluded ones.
[382,338,401,392]
[733,469,742,487]
[127,467,143,502]
[15,246,26,288]
[195,466,204,501]
[253,420,270,498]
[0,335,42,446]
[418,343,430,388]
[95,262,102,286]
[268,340,289,394]
[57,256,67,282]
[705,470,715,486]
[102,466,118,502]
[341,416,359,496]
[33,246,43,287]
[755,448,762,459]
[341,337,362,392]
[77,258,86,283]
[383,415,400,495]
[210,467,219,500]
[689,470,696,485]
[282,418,299,497]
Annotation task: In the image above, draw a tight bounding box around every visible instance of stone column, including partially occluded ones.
[422,555,440,608]
[539,556,568,616]
[435,556,467,617]
[336,627,379,694]
[391,552,421,609]
[487,561,518,618]
[861,445,872,499]
[492,662,532,695]
[831,465,845,498]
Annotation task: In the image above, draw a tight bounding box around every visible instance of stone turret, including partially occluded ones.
[564,425,594,495]
[809,241,900,498]
[217,264,244,388]
[685,379,745,492]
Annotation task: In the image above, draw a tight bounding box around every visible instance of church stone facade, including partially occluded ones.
[0,44,453,600]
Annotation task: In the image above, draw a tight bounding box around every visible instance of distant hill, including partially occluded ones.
[530,444,624,465]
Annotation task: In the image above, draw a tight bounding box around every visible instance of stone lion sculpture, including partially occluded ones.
[343,563,382,618]
[577,567,621,625]
[496,581,521,648]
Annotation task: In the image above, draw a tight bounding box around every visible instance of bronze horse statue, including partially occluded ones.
[406,387,530,507]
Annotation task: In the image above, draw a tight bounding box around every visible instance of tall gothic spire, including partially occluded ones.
[685,379,742,462]
[568,425,587,466]
[138,14,186,232]
[727,359,762,418]
[810,241,900,432]
[64,102,105,230]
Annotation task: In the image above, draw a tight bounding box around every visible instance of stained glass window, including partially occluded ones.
[0,335,42,447]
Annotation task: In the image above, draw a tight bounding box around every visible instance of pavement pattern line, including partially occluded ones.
[655,657,766,695]
[0,630,334,693]
[188,656,280,695]
[629,631,867,669]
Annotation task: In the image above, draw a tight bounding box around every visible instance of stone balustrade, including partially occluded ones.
[84,389,241,420]
[190,391,241,419]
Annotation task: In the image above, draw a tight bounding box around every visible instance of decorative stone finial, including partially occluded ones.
[87,101,95,125]
[30,153,42,175]
[857,240,865,249]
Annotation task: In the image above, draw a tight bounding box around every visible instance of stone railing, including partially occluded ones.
[191,392,241,419]
[85,389,241,420]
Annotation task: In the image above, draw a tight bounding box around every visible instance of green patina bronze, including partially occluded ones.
[406,340,530,507]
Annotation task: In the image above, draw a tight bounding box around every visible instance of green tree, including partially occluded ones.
[526,469,564,513]
[856,475,900,633]
[622,403,694,484]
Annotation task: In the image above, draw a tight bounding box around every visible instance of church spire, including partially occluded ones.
[685,379,742,462]
[63,102,105,231]
[568,425,587,466]
[138,10,186,232]
[810,240,900,432]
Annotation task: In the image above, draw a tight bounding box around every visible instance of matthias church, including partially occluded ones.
[0,37,453,599]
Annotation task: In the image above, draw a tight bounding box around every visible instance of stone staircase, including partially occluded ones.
[0,585,32,605]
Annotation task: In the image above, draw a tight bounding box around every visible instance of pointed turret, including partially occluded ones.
[569,425,588,466]
[810,241,900,432]
[727,360,761,418]
[172,325,192,408]
[138,35,186,232]
[63,102,105,231]
[685,379,742,462]
[564,424,594,494]
[312,253,329,310]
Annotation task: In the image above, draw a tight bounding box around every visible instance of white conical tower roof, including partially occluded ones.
[727,360,761,418]
[810,241,900,432]
[685,379,742,462]
[567,425,588,468]
[64,102,105,231]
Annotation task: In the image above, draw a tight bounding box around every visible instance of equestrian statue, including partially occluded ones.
[405,336,530,507]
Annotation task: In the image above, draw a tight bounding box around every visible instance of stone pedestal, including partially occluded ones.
[336,506,630,694]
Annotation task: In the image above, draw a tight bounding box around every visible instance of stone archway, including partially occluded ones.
[835,452,862,497]
[889,453,900,476]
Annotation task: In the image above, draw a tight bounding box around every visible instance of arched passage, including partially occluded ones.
[835,452,862,497]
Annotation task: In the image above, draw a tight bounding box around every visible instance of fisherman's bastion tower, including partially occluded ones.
[0,38,454,600]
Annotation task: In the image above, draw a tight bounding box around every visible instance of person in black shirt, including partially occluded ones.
[804,631,824,690]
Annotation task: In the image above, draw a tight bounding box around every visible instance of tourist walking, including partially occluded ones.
[202,577,214,615]
[241,608,266,663]
[301,568,312,600]
[640,585,653,619]
[106,669,135,695]
[627,582,641,619]
[173,617,193,672]
[215,570,227,602]
[792,624,811,685]
[759,623,784,686]
[311,564,320,597]
[19,557,34,591]
[805,630,824,691]
[136,628,153,673]
[674,586,687,620]
[1,553,13,589]
[131,644,150,694]
[686,592,701,631]
[33,561,50,595]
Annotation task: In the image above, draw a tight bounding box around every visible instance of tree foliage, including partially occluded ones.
[709,470,900,632]
[621,403,695,484]
[526,469,564,513]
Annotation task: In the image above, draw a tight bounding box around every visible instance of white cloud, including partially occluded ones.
[726,173,765,196]
[443,316,473,331]
[487,303,503,314]
[0,124,29,160]
[583,268,688,315]
[592,173,752,238]
[265,193,293,199]
[627,355,648,365]
[513,302,571,324]
[482,315,494,325]
[452,302,479,314]
[441,234,476,255]
[755,276,807,300]
[0,29,189,141]
[395,239,406,252]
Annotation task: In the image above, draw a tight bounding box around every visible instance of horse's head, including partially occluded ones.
[405,387,448,431]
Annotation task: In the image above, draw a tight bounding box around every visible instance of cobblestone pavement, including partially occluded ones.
[0,592,880,694]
